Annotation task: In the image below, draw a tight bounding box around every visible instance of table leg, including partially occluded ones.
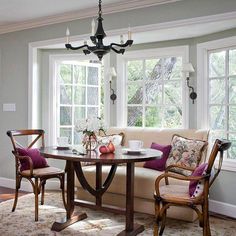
[96,163,102,206]
[51,160,87,232]
[117,162,144,236]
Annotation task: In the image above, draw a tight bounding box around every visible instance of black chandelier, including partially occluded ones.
[65,0,133,60]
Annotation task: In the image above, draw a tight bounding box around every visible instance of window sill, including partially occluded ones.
[215,160,236,172]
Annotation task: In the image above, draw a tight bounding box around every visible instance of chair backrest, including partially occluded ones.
[7,129,45,152]
[205,139,231,187]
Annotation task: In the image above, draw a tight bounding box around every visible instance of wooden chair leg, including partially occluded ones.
[60,174,67,210]
[34,178,39,221]
[41,179,46,205]
[154,200,161,236]
[159,207,167,235]
[202,201,210,236]
[12,176,22,212]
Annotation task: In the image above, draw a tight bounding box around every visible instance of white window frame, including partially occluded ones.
[117,46,190,128]
[45,53,110,146]
[197,36,236,172]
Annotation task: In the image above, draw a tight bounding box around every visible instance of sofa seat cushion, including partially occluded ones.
[76,165,189,201]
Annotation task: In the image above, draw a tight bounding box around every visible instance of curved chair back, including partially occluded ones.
[7,129,45,152]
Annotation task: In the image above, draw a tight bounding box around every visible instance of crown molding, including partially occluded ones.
[0,0,181,35]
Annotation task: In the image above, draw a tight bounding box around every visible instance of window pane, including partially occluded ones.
[209,79,225,104]
[209,51,226,77]
[60,85,72,104]
[128,83,143,104]
[229,106,236,131]
[209,131,227,143]
[229,49,236,76]
[164,81,181,105]
[169,57,182,80]
[145,59,161,80]
[87,107,98,118]
[163,106,182,128]
[74,107,86,121]
[163,57,180,80]
[88,67,98,85]
[74,86,86,105]
[229,77,236,104]
[228,133,236,160]
[87,87,99,105]
[60,128,72,144]
[59,64,72,84]
[209,106,225,130]
[145,81,162,104]
[74,65,86,84]
[60,106,72,125]
[127,106,142,127]
[145,107,162,127]
[127,60,143,81]
[74,131,83,145]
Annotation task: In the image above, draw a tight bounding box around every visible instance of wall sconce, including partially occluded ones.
[109,67,117,104]
[182,63,197,104]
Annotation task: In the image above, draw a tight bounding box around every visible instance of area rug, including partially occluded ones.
[0,192,235,236]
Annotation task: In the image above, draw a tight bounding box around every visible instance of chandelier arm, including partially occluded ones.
[65,43,89,50]
[110,40,133,48]
[111,47,125,54]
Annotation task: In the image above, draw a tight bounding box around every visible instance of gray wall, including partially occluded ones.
[1,0,236,205]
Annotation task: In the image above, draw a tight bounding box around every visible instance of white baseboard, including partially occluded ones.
[209,199,236,218]
[0,177,62,192]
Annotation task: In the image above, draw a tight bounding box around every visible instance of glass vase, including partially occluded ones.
[83,134,98,151]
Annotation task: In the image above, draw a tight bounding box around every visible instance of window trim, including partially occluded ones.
[197,36,236,171]
[117,46,190,128]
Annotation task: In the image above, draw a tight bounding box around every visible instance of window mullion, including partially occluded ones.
[142,59,146,128]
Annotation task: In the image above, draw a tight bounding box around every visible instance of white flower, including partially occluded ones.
[75,117,106,135]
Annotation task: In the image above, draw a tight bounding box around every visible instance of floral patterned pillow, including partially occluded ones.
[166,135,208,176]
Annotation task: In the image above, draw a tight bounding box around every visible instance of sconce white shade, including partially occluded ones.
[109,67,117,77]
[182,63,195,73]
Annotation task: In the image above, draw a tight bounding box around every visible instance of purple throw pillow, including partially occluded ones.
[189,163,208,197]
[17,148,49,171]
[143,143,172,171]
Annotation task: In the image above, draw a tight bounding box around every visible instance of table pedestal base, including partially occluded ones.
[117,223,145,236]
[51,212,87,232]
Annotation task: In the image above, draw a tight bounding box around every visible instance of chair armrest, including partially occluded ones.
[155,172,208,197]
[15,154,34,176]
[164,164,196,185]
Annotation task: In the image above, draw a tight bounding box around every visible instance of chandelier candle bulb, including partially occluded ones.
[91,18,95,35]
[120,35,124,44]
[66,27,70,44]
[128,26,132,40]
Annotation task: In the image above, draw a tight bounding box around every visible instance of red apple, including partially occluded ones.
[99,145,110,154]
[107,141,115,153]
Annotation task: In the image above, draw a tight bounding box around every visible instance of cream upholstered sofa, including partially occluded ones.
[75,128,209,222]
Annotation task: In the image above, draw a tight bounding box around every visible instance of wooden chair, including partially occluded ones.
[154,139,231,236]
[7,129,67,221]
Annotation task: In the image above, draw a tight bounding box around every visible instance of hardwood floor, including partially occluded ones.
[0,186,28,203]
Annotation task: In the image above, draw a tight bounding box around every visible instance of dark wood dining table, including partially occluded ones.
[40,147,162,236]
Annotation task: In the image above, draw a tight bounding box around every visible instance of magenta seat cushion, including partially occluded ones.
[189,163,208,197]
[17,148,49,171]
[143,143,172,171]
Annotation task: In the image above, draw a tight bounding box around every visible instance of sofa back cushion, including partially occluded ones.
[106,128,209,167]
[166,135,208,176]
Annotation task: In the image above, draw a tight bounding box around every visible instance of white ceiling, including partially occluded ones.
[0,0,236,46]
[0,0,124,24]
